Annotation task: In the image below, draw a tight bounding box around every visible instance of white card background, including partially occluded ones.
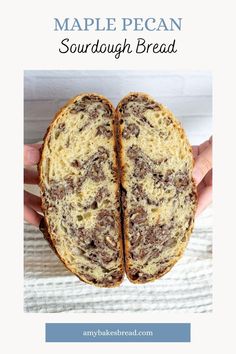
[1,0,235,353]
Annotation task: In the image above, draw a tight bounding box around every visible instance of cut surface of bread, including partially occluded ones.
[39,92,197,287]
[116,93,197,284]
[39,94,124,287]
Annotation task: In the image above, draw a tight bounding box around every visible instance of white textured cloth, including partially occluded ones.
[24,206,212,313]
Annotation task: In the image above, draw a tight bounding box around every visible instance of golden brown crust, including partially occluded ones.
[116,92,197,284]
[39,93,124,288]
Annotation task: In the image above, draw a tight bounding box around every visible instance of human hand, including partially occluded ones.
[192,137,212,217]
[24,144,42,226]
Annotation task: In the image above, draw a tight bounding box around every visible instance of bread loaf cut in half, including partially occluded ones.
[116,93,197,284]
[39,94,124,287]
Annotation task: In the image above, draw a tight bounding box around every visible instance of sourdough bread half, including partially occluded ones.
[39,93,124,287]
[116,93,197,284]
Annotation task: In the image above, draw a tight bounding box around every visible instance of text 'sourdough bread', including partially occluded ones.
[39,94,124,287]
[116,93,197,284]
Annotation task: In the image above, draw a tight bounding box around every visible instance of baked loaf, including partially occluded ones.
[39,92,197,287]
[39,94,124,287]
[116,93,197,284]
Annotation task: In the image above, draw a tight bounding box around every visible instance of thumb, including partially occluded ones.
[24,145,40,166]
[193,143,212,185]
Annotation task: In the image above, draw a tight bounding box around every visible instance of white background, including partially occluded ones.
[1,0,236,353]
[24,70,212,145]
